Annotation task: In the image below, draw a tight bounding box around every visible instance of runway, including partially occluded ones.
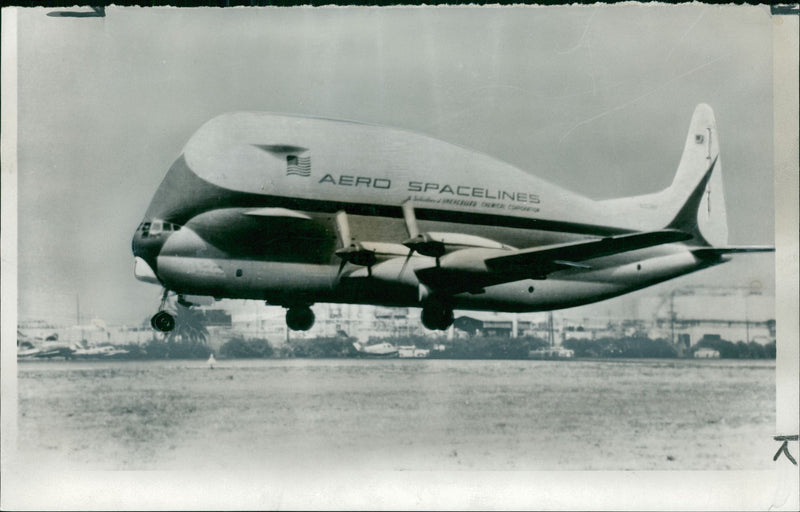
[16,358,775,471]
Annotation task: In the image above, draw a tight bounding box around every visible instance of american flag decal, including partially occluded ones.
[286,155,311,177]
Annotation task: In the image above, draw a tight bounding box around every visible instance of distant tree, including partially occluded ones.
[764,341,776,359]
[734,341,767,359]
[440,336,547,359]
[145,336,170,359]
[173,339,211,359]
[275,345,295,358]
[608,337,677,358]
[144,335,210,359]
[290,336,356,358]
[563,338,600,357]
[749,341,767,359]
[369,335,434,350]
[119,343,146,359]
[563,337,677,358]
[137,306,211,359]
[220,336,274,359]
[167,305,209,346]
[693,336,739,358]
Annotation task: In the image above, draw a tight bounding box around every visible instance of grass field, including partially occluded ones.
[15,358,775,471]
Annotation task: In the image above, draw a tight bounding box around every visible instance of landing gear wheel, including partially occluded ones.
[286,306,315,331]
[421,303,454,331]
[151,311,176,332]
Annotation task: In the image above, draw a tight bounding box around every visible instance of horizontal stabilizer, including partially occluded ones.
[692,246,775,259]
[485,229,692,273]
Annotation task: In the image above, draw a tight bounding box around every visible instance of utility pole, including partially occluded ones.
[669,290,675,346]
[745,290,750,343]
[77,293,84,343]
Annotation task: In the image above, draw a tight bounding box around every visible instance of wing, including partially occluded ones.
[413,229,692,293]
[485,229,692,273]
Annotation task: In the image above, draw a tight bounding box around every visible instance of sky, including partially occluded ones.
[11,5,776,326]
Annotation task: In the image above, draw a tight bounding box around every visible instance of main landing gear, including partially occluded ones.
[286,306,315,331]
[421,301,454,331]
[150,289,176,332]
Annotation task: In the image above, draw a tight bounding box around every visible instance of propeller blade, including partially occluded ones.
[336,258,348,279]
[398,249,414,277]
[401,200,419,239]
[335,210,352,249]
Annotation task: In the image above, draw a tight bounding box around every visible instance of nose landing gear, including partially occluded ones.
[151,310,176,332]
[286,306,315,331]
[150,288,176,332]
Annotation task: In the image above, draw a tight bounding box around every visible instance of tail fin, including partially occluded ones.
[601,104,729,246]
[664,103,728,246]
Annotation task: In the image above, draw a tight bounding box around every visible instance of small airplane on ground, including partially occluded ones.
[18,340,128,360]
[352,341,399,357]
[132,104,772,332]
[17,340,75,359]
[71,345,129,359]
[18,331,128,359]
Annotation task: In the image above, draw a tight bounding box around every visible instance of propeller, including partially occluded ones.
[397,202,417,277]
[400,201,445,274]
[334,211,377,277]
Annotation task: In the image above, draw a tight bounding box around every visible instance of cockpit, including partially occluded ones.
[132,218,184,284]
[136,219,182,238]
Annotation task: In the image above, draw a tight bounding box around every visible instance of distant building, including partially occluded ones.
[481,320,516,337]
[226,303,426,342]
[639,291,775,346]
[453,312,544,338]
[199,309,232,327]
[453,316,483,336]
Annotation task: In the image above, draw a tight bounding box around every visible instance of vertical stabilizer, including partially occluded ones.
[599,104,729,246]
[667,103,728,246]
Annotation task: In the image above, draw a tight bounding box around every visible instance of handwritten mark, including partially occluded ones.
[773,435,799,465]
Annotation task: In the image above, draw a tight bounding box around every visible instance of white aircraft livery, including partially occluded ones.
[132,104,772,332]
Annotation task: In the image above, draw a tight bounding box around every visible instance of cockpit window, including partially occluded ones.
[139,220,179,237]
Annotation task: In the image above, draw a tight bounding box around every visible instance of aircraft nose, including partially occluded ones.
[132,219,177,283]
[131,220,156,260]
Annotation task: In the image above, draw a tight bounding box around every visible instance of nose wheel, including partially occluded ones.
[286,306,315,331]
[151,310,175,332]
[149,288,176,332]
